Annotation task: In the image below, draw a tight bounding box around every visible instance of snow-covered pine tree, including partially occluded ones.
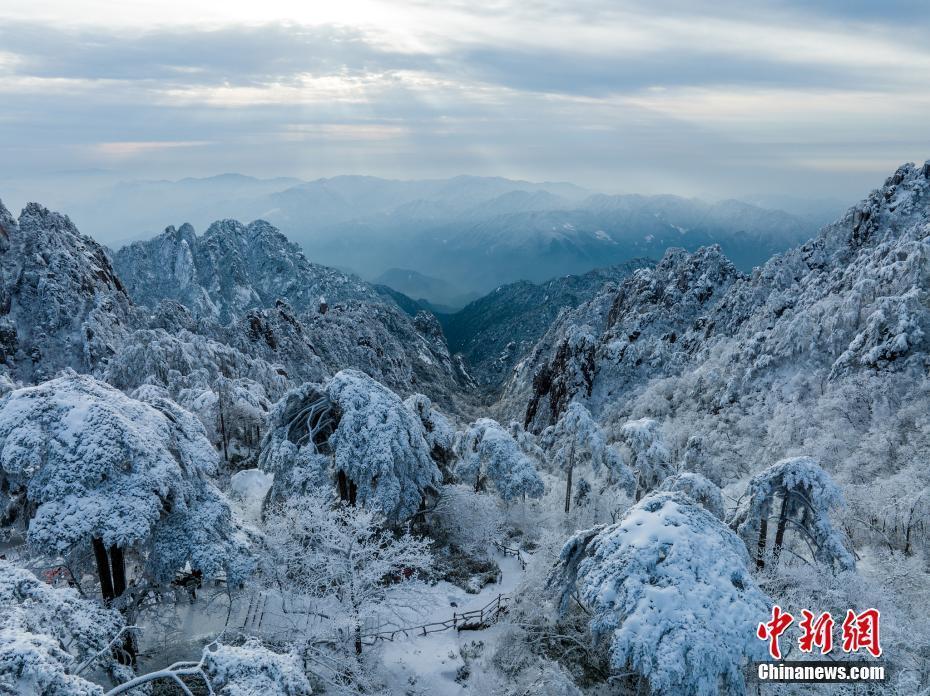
[0,374,253,616]
[260,369,441,524]
[507,420,547,465]
[730,456,855,571]
[454,418,545,501]
[549,491,770,695]
[543,402,633,513]
[619,417,672,500]
[404,393,456,477]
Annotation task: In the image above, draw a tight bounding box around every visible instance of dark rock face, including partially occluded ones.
[505,246,741,431]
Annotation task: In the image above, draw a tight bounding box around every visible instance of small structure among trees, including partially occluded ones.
[549,491,770,695]
[729,456,856,571]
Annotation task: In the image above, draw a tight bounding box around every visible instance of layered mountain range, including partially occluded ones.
[1,162,926,446]
[29,174,840,302]
[0,202,476,415]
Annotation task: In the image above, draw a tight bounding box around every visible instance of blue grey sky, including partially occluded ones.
[0,0,928,199]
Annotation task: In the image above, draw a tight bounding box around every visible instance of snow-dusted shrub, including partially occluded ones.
[327,370,441,520]
[618,417,672,499]
[0,559,123,695]
[455,418,545,501]
[431,485,504,555]
[202,639,311,695]
[258,382,333,502]
[550,491,770,695]
[103,639,312,696]
[0,631,103,696]
[830,289,925,376]
[263,491,433,654]
[106,329,279,466]
[659,471,726,519]
[730,456,855,571]
[404,392,456,473]
[507,420,547,464]
[0,373,253,596]
[103,328,288,402]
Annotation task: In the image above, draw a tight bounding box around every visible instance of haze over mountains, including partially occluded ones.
[12,173,847,306]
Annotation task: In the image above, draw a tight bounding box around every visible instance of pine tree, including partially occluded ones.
[550,491,770,695]
[730,456,855,571]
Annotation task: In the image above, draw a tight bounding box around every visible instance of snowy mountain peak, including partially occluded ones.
[502,159,930,433]
[815,160,930,258]
[116,217,381,324]
[0,199,14,240]
[0,200,134,382]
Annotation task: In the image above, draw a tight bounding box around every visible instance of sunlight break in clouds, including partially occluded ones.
[0,0,927,199]
[90,140,214,159]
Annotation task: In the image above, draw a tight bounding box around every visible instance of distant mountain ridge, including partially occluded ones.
[32,173,832,303]
[288,187,819,295]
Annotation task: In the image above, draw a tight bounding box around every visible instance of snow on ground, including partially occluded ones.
[132,542,528,694]
[375,549,526,695]
[229,468,273,522]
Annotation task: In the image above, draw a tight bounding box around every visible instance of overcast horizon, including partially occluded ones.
[1,0,929,203]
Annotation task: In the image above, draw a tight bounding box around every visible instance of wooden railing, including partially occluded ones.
[238,541,524,642]
[359,593,509,645]
[493,541,527,570]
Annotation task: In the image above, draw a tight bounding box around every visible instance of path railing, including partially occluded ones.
[493,541,527,570]
[360,593,510,645]
[238,541,524,643]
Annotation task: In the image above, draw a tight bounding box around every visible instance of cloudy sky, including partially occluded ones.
[1,0,928,200]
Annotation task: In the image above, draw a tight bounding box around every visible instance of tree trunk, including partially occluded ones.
[756,517,768,571]
[93,540,136,665]
[772,490,791,567]
[219,409,229,462]
[110,545,127,597]
[93,537,115,603]
[564,461,574,514]
[353,602,363,654]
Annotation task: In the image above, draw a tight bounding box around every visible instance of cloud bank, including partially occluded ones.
[0,0,927,199]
